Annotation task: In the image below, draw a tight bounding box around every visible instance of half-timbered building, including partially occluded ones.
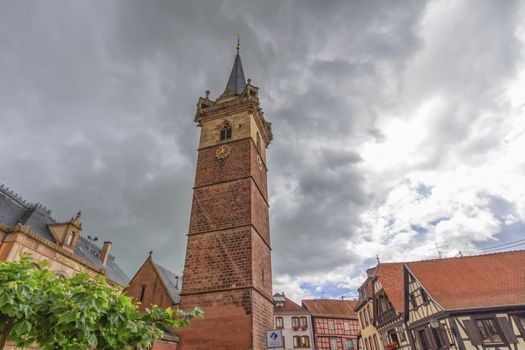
[405,250,525,350]
[303,299,359,350]
[370,263,411,350]
[354,267,382,350]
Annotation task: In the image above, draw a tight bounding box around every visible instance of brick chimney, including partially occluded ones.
[100,241,112,266]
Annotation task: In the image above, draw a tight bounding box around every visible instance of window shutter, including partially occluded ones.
[438,325,451,347]
[497,317,517,344]
[463,319,482,346]
[424,328,438,350]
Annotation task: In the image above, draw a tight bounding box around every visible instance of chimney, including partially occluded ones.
[100,241,112,266]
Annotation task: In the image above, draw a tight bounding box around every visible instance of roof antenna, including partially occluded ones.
[236,33,241,54]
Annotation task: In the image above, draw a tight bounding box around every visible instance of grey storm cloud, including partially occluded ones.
[1,0,524,297]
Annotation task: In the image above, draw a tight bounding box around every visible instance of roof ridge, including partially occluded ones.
[0,184,52,215]
[406,249,525,264]
[153,261,180,277]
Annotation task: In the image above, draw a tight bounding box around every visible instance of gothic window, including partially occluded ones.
[220,122,232,140]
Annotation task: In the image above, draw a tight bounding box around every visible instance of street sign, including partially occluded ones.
[266,329,284,349]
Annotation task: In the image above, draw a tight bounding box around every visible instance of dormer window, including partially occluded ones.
[220,122,232,140]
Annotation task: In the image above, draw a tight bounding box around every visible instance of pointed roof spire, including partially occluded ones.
[224,34,246,95]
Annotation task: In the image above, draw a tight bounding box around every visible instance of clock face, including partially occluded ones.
[256,155,263,170]
[215,144,231,159]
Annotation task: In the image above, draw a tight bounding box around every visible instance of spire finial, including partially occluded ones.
[236,33,241,54]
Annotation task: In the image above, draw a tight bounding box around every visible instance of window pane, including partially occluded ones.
[330,338,338,350]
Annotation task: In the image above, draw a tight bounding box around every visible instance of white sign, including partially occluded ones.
[266,329,284,349]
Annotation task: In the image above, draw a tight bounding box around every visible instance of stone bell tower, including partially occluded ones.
[178,40,274,350]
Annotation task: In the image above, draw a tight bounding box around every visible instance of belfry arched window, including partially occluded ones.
[220,122,232,140]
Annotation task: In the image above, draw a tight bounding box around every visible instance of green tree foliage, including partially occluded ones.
[0,256,203,349]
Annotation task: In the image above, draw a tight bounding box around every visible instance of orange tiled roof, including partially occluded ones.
[302,299,358,319]
[406,250,525,310]
[374,262,405,313]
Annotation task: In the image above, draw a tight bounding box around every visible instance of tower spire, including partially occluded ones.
[224,34,246,95]
[236,32,241,54]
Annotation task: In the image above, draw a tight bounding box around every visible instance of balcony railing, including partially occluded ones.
[375,308,400,328]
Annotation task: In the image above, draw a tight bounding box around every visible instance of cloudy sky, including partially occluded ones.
[1,0,525,302]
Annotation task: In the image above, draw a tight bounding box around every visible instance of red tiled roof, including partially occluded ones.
[302,299,358,319]
[374,262,405,313]
[407,250,525,310]
[273,293,307,313]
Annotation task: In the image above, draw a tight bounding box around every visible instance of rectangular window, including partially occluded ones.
[420,289,429,303]
[300,316,308,328]
[476,318,503,344]
[139,285,146,302]
[410,293,418,308]
[364,307,370,327]
[367,304,373,323]
[328,319,335,330]
[275,317,283,329]
[301,336,310,347]
[345,338,354,349]
[359,311,365,329]
[373,334,380,350]
[293,336,301,348]
[292,317,300,329]
[344,321,350,332]
[330,337,338,350]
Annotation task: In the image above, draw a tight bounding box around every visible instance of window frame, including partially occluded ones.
[329,337,338,350]
[219,121,232,141]
[275,316,284,329]
[475,318,504,345]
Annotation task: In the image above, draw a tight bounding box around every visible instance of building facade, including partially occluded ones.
[355,250,525,350]
[354,269,382,350]
[370,263,411,350]
[0,184,128,285]
[273,293,314,349]
[0,184,129,350]
[126,255,182,349]
[404,251,525,350]
[303,299,359,350]
[178,45,274,350]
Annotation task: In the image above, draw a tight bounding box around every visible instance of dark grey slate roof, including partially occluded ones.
[154,262,181,304]
[0,184,129,286]
[224,53,246,95]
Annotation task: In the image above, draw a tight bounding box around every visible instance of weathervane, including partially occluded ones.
[236,33,241,54]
